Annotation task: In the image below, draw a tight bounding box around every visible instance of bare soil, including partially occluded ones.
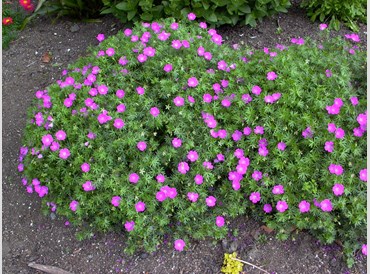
[2,2,367,273]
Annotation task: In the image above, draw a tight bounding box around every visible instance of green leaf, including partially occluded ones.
[239,4,251,13]
[127,10,137,20]
[245,14,256,27]
[140,12,153,21]
[116,2,130,10]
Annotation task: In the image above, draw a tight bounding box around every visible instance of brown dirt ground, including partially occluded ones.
[2,2,367,273]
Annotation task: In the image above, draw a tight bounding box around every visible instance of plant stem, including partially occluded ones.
[231,257,269,274]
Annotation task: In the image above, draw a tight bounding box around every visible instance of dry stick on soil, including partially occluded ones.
[28,262,73,274]
[231,257,269,274]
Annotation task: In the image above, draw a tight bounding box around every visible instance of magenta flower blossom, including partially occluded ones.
[324,141,334,153]
[325,69,332,77]
[357,113,367,126]
[263,204,273,213]
[171,40,182,49]
[320,199,333,212]
[124,221,135,232]
[277,142,286,151]
[137,54,147,63]
[168,187,177,199]
[156,174,165,183]
[276,200,288,212]
[82,181,95,192]
[332,183,344,196]
[335,128,345,139]
[98,85,108,95]
[302,127,313,138]
[178,162,190,174]
[232,181,240,191]
[18,164,24,172]
[137,141,147,151]
[149,107,160,117]
[203,161,214,170]
[298,200,310,213]
[106,48,115,56]
[69,200,79,212]
[242,127,251,136]
[251,85,262,95]
[327,123,336,133]
[136,86,145,95]
[187,12,196,20]
[111,196,121,207]
[188,77,198,87]
[129,173,140,184]
[119,57,128,66]
[156,191,167,202]
[329,164,344,176]
[163,64,173,72]
[252,170,262,181]
[232,130,242,141]
[319,24,327,30]
[350,96,359,105]
[353,127,364,137]
[217,154,225,162]
[254,126,264,135]
[344,33,360,42]
[258,147,269,157]
[216,216,225,227]
[204,52,212,60]
[187,95,195,104]
[117,104,126,113]
[187,192,199,202]
[59,148,70,159]
[206,196,216,207]
[249,192,261,204]
[173,96,185,106]
[174,239,185,251]
[267,71,278,81]
[172,138,182,148]
[359,169,367,182]
[218,60,228,70]
[81,162,90,172]
[50,142,60,151]
[96,33,105,42]
[170,22,179,30]
[362,244,367,256]
[116,89,125,98]
[197,46,205,56]
[203,94,213,103]
[135,201,146,212]
[199,22,207,29]
[194,174,203,185]
[272,185,284,195]
[113,118,125,129]
[41,134,53,147]
[211,34,223,45]
[64,98,73,108]
[143,47,156,57]
[187,150,199,162]
[182,40,190,48]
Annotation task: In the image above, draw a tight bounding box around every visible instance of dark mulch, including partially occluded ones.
[2,2,367,273]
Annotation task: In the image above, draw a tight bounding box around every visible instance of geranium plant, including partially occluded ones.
[19,16,366,266]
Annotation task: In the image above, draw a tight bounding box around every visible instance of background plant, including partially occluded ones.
[301,0,367,31]
[19,17,366,266]
[101,0,291,26]
[2,0,33,49]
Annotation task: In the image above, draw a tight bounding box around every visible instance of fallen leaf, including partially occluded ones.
[41,52,52,63]
[260,225,274,234]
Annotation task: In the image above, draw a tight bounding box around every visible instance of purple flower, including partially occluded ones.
[359,169,367,182]
[143,47,156,57]
[320,199,333,212]
[174,239,185,251]
[350,97,359,105]
[111,196,121,207]
[302,127,313,138]
[344,33,360,43]
[252,170,263,181]
[129,173,140,184]
[357,113,367,126]
[325,69,332,77]
[41,134,53,147]
[96,33,105,42]
[188,96,195,103]
[113,118,125,129]
[232,130,242,141]
[203,94,213,103]
[187,12,196,20]
[272,185,284,195]
[216,216,225,227]
[188,77,198,87]
[332,183,344,196]
[170,22,179,30]
[98,85,108,95]
[106,48,115,56]
[298,200,310,213]
[187,150,199,162]
[217,154,225,162]
[137,54,147,63]
[172,138,182,148]
[206,196,216,207]
[263,204,272,213]
[171,40,182,49]
[124,221,135,232]
[324,141,334,153]
[251,85,262,95]
[362,244,367,256]
[258,147,269,157]
[164,64,173,72]
[173,96,185,106]
[81,163,90,172]
[150,107,160,117]
[117,104,126,113]
[199,22,207,29]
[204,52,212,60]
[267,71,278,81]
[335,128,345,139]
[59,148,70,160]
[276,201,288,212]
[156,174,165,183]
[135,201,146,212]
[156,191,167,202]
[194,174,203,185]
[319,24,327,30]
[327,123,336,133]
[168,187,177,199]
[254,126,264,135]
[178,162,189,174]
[187,192,199,202]
[69,200,79,212]
[137,141,147,151]
[116,89,125,98]
[82,181,95,192]
[249,192,261,204]
[136,86,145,95]
[277,142,286,151]
[243,127,252,136]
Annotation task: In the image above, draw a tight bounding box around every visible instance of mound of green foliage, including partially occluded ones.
[19,16,366,266]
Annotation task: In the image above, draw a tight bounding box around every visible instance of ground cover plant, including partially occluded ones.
[18,15,367,267]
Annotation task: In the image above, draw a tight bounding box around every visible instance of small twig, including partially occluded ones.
[231,257,269,274]
[28,262,73,274]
